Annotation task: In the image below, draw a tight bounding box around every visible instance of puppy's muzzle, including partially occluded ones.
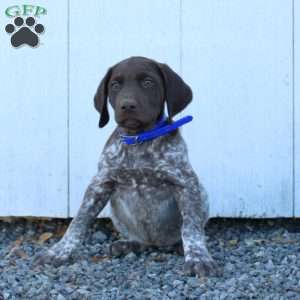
[120,98,137,112]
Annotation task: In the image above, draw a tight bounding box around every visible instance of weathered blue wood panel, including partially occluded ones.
[0,0,296,218]
[182,0,294,217]
[295,0,300,216]
[0,1,68,217]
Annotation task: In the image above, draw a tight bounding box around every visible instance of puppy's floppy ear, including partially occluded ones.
[158,63,193,119]
[94,67,113,128]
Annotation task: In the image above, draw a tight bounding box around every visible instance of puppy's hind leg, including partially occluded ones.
[159,241,184,256]
[109,240,148,257]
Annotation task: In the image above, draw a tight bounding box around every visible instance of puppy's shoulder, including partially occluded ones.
[150,129,189,168]
[97,128,122,168]
[103,128,120,151]
[156,129,188,155]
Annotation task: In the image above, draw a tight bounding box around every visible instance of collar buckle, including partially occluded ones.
[134,136,141,145]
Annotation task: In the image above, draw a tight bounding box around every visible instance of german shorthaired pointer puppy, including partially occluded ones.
[33,56,219,277]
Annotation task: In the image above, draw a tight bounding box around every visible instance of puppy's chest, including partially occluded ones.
[104,141,181,186]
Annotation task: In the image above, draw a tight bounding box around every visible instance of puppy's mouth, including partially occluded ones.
[117,116,145,130]
[117,116,155,135]
[120,119,142,129]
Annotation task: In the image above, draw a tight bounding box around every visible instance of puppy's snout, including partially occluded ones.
[121,99,137,112]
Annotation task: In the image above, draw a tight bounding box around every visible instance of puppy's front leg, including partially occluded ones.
[33,173,114,267]
[175,178,220,277]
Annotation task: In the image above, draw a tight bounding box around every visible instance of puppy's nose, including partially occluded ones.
[121,99,137,111]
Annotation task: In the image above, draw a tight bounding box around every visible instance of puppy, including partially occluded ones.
[33,56,219,277]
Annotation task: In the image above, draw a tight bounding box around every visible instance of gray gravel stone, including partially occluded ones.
[1,218,300,299]
[57,294,66,300]
[266,259,275,270]
[125,252,137,260]
[92,231,107,243]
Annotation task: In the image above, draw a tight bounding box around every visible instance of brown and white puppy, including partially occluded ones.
[33,56,219,277]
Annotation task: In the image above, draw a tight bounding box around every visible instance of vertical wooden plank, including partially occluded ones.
[69,0,180,216]
[295,0,300,216]
[0,1,68,217]
[182,0,293,217]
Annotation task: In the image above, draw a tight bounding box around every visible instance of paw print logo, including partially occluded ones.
[5,16,45,48]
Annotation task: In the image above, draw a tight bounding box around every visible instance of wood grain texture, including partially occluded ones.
[181,0,294,217]
[0,0,68,217]
[295,0,300,216]
[0,0,296,218]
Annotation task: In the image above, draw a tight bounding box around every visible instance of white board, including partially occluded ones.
[295,0,300,216]
[0,1,68,217]
[0,0,295,218]
[181,0,294,217]
[69,0,181,217]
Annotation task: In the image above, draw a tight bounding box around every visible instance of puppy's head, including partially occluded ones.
[94,56,192,134]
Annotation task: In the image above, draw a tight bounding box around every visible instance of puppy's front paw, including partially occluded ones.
[32,242,75,267]
[184,253,221,277]
[33,249,72,267]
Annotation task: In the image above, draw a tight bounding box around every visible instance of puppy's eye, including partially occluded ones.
[142,78,154,88]
[111,81,121,91]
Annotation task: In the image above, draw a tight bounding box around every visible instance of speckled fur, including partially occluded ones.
[33,127,218,275]
[33,56,219,276]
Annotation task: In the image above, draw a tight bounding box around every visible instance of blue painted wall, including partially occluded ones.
[0,1,298,217]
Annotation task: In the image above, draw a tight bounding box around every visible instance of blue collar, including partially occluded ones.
[119,115,193,145]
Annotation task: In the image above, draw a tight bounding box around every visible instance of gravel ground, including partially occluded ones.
[0,218,300,300]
